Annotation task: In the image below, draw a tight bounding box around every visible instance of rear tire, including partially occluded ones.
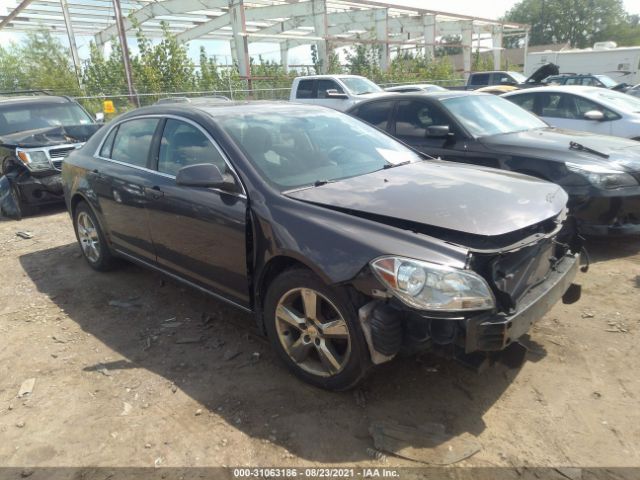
[264,268,371,390]
[73,201,118,271]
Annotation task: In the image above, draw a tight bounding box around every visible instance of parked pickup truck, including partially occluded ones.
[450,63,559,91]
[290,75,389,111]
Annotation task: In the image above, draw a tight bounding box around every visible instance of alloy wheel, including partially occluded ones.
[77,211,101,263]
[275,287,351,377]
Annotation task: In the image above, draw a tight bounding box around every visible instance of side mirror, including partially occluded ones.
[176,163,235,190]
[326,89,348,99]
[584,110,605,121]
[426,125,452,138]
[95,112,105,123]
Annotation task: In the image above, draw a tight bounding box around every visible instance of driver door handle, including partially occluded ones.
[145,185,164,200]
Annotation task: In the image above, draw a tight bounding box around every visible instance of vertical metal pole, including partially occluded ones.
[423,14,436,60]
[492,25,503,70]
[523,28,530,74]
[312,0,328,73]
[280,41,289,74]
[375,9,389,71]
[112,0,139,107]
[461,20,473,81]
[60,0,82,89]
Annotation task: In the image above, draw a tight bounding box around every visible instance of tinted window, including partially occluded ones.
[469,73,490,86]
[111,118,159,168]
[507,93,536,112]
[317,79,344,98]
[296,79,315,99]
[395,100,450,138]
[158,119,226,176]
[356,101,393,130]
[100,126,118,158]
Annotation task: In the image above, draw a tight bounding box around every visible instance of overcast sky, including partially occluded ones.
[384,0,640,18]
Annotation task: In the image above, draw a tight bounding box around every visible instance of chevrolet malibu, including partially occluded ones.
[62,102,582,390]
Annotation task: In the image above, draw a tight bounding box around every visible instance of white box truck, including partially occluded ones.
[525,42,640,86]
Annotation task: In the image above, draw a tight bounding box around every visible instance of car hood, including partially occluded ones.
[524,63,559,84]
[481,128,640,172]
[0,124,101,148]
[286,161,567,238]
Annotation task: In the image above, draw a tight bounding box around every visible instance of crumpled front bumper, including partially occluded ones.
[358,253,581,364]
[465,253,580,352]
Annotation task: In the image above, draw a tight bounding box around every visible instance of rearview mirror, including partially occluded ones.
[584,110,605,121]
[176,163,234,190]
[326,89,348,99]
[426,125,451,138]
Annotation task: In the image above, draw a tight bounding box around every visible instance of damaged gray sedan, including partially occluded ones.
[0,93,100,219]
[63,102,584,390]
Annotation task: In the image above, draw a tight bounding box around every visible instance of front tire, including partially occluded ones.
[264,268,371,390]
[73,201,117,271]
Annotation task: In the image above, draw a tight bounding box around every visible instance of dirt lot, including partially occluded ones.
[0,207,639,475]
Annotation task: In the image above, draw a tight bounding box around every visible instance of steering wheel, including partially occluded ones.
[327,145,351,164]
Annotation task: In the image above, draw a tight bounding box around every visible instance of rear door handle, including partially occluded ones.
[146,185,164,200]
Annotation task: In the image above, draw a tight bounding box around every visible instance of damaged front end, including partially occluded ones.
[0,124,100,219]
[355,211,584,370]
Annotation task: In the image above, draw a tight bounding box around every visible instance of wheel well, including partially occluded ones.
[254,256,310,333]
[70,194,87,218]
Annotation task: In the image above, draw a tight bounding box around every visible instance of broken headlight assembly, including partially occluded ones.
[16,148,51,172]
[566,162,637,189]
[370,256,495,312]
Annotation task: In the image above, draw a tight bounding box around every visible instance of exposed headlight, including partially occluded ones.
[566,162,637,189]
[370,256,495,312]
[16,148,51,172]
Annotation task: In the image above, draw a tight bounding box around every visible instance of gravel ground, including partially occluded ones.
[0,207,639,476]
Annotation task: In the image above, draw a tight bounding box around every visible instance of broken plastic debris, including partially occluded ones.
[17,378,36,398]
[369,420,481,465]
[16,231,34,239]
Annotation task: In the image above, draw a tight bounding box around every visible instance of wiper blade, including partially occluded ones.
[383,160,411,169]
[313,179,329,187]
[569,141,610,159]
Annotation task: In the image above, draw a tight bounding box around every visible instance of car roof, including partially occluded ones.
[118,100,349,119]
[294,74,367,80]
[504,85,602,95]
[353,90,487,103]
[0,95,74,106]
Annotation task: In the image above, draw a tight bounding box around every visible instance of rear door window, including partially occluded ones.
[111,118,159,168]
[507,93,536,113]
[469,73,490,86]
[296,79,315,99]
[356,101,393,130]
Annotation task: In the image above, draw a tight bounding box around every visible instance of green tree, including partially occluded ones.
[0,31,80,95]
[504,0,628,48]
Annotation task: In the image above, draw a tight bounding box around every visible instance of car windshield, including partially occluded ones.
[594,75,618,88]
[218,107,421,190]
[593,89,640,112]
[508,71,528,83]
[441,94,547,137]
[339,77,382,95]
[0,102,93,136]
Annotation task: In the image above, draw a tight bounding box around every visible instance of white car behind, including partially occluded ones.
[289,75,389,111]
[504,86,640,140]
